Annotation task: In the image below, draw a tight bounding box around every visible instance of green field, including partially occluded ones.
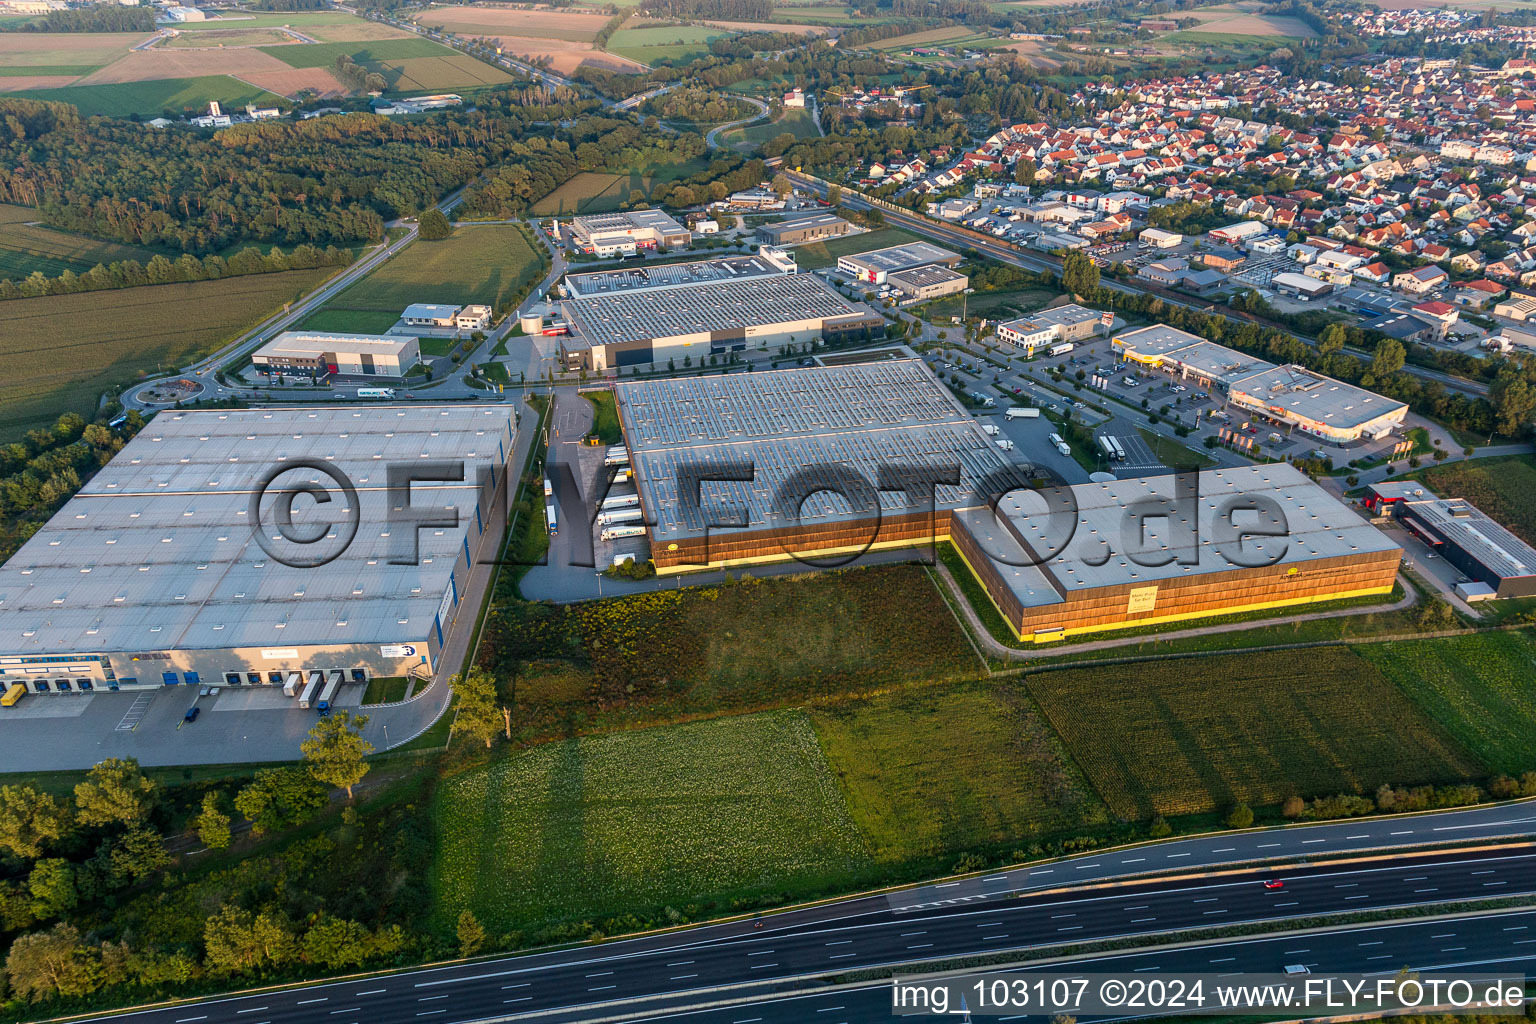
[1360,631,1536,776]
[791,226,927,269]
[303,226,542,333]
[370,54,514,91]
[0,268,334,441]
[0,204,157,281]
[258,37,455,68]
[528,157,710,216]
[8,75,286,118]
[811,685,1108,863]
[582,390,622,445]
[1024,647,1483,819]
[174,11,367,30]
[162,27,291,47]
[768,4,874,24]
[1415,454,1536,545]
[729,105,819,149]
[606,24,725,64]
[434,711,871,931]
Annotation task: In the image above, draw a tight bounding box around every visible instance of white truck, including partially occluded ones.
[603,446,629,467]
[996,438,1015,451]
[356,387,396,399]
[1049,432,1072,457]
[597,507,643,527]
[601,525,646,541]
[1048,342,1074,357]
[1005,406,1040,419]
[600,493,640,510]
[981,423,1000,436]
[545,501,558,536]
[542,477,552,498]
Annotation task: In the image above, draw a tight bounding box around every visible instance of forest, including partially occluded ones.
[0,244,351,302]
[0,89,619,255]
[0,411,141,564]
[0,6,155,32]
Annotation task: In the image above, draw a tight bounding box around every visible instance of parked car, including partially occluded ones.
[184,706,201,723]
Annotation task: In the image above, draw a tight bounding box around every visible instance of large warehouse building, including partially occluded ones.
[569,210,692,255]
[251,333,420,379]
[559,256,884,372]
[1364,481,1536,598]
[1114,325,1407,442]
[836,241,961,284]
[612,362,1402,640]
[0,406,513,694]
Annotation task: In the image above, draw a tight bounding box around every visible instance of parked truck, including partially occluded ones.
[603,446,629,467]
[356,388,396,399]
[545,502,558,536]
[298,670,322,710]
[597,507,643,527]
[600,493,640,511]
[316,670,343,715]
[601,525,647,541]
[996,438,1015,451]
[981,423,1000,436]
[1005,406,1040,419]
[283,671,301,698]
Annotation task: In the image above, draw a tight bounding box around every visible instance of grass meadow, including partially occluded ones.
[605,24,725,64]
[791,227,928,269]
[1359,630,1536,775]
[258,36,455,68]
[433,711,871,931]
[728,106,820,149]
[6,75,287,117]
[303,226,543,333]
[0,268,334,441]
[1023,647,1483,818]
[1416,454,1536,544]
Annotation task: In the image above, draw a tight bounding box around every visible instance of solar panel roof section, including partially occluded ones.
[0,406,513,658]
[614,360,1020,543]
[1408,499,1536,579]
[563,255,786,297]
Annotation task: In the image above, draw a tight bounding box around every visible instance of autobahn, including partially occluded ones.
[786,171,1489,399]
[75,808,1536,1024]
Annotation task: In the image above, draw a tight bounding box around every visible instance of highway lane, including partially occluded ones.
[787,172,1488,399]
[82,846,1536,1024]
[625,909,1536,1024]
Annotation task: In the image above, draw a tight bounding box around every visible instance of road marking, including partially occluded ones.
[1404,877,1427,882]
[1390,830,1414,836]
[238,1008,270,1014]
[416,1011,447,1017]
[1258,843,1281,848]
[750,963,779,970]
[1346,895,1370,900]
[504,998,530,1005]
[1051,914,1076,919]
[1347,835,1370,839]
[586,971,614,977]
[1303,839,1325,844]
[1335,883,1358,888]
[901,931,927,936]
[984,935,1009,940]
[298,999,328,1005]
[1131,918,1157,923]
[1167,852,1190,858]
[1473,870,1496,875]
[984,876,1009,882]
[1057,927,1082,932]
[176,1018,207,1022]
[1274,901,1299,907]
[1417,888,1440,893]
[1432,934,1457,939]
[1121,858,1145,864]
[829,953,858,959]
[1210,958,1236,963]
[1194,898,1218,903]
[588,984,617,991]
[1284,950,1311,955]
[671,974,698,980]
[1360,941,1384,947]
[1075,863,1101,870]
[1485,881,1508,886]
[827,939,853,944]
[747,950,775,956]
[1442,947,1466,952]
[1135,966,1159,972]
[816,1008,845,1013]
[331,1008,363,1014]
[355,990,386,996]
[1203,909,1227,915]
[936,882,960,888]
[501,984,529,990]
[1504,926,1528,932]
[1212,847,1236,853]
[667,961,696,966]
[909,943,934,948]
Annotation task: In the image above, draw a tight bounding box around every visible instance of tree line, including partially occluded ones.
[640,0,771,19]
[0,411,141,565]
[640,87,756,123]
[331,54,388,94]
[0,6,155,32]
[0,90,595,255]
[0,243,351,303]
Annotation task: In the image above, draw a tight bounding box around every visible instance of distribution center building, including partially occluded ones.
[836,241,961,284]
[755,212,852,246]
[1363,481,1536,598]
[559,256,884,372]
[0,406,513,694]
[611,362,1402,640]
[1114,325,1407,442]
[569,210,692,255]
[251,333,420,379]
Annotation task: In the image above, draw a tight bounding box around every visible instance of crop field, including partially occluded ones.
[239,67,349,98]
[433,711,872,930]
[1161,4,1319,35]
[1360,631,1536,775]
[1024,647,1482,818]
[161,28,293,48]
[868,26,978,49]
[6,75,287,117]
[368,54,514,91]
[1416,454,1536,544]
[0,32,146,69]
[529,157,709,215]
[0,269,334,442]
[304,226,542,333]
[700,19,830,34]
[74,47,297,83]
[483,36,644,75]
[259,36,455,68]
[768,4,882,24]
[486,565,978,742]
[791,227,927,269]
[412,7,611,42]
[606,24,726,64]
[811,685,1108,863]
[174,11,371,31]
[0,204,156,281]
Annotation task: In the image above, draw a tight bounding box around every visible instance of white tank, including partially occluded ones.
[520,312,543,334]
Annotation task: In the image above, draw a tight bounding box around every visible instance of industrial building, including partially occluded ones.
[755,212,852,246]
[558,257,883,372]
[250,333,419,379]
[836,241,961,285]
[1114,325,1407,442]
[399,303,492,333]
[886,264,969,302]
[569,210,692,256]
[563,251,796,299]
[996,303,1108,355]
[954,463,1402,642]
[0,406,514,694]
[1273,271,1333,301]
[1363,481,1536,599]
[610,363,1403,640]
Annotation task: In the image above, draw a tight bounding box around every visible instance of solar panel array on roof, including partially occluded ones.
[564,255,785,297]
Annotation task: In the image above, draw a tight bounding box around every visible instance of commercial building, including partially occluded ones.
[996,303,1109,355]
[837,242,961,285]
[559,258,883,372]
[1273,271,1333,301]
[1114,325,1407,442]
[0,406,514,694]
[397,303,491,334]
[1493,291,1536,321]
[563,251,796,299]
[755,212,851,246]
[1138,227,1183,248]
[886,264,969,302]
[1364,481,1536,598]
[954,463,1402,642]
[250,333,419,379]
[610,363,1402,640]
[569,210,691,255]
[1209,221,1268,244]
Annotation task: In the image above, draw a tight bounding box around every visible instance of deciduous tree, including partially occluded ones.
[0,786,71,859]
[74,757,157,830]
[301,712,373,800]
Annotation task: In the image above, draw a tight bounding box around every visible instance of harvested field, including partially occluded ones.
[0,32,146,68]
[1164,7,1318,35]
[996,39,1061,67]
[76,47,293,84]
[456,35,643,74]
[237,67,349,98]
[413,6,610,41]
[1024,647,1482,819]
[259,37,454,68]
[869,25,975,48]
[1417,454,1536,545]
[160,27,292,48]
[11,75,287,117]
[300,20,417,43]
[369,54,515,90]
[0,74,77,89]
[700,18,829,33]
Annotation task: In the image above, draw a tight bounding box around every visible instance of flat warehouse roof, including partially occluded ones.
[615,360,1023,542]
[1114,324,1207,359]
[1228,364,1407,430]
[0,406,513,658]
[839,241,959,273]
[256,332,414,357]
[562,273,871,348]
[564,255,787,297]
[970,463,1400,605]
[888,265,967,289]
[1409,498,1536,580]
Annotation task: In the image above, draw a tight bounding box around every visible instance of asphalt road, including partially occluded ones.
[80,841,1536,1024]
